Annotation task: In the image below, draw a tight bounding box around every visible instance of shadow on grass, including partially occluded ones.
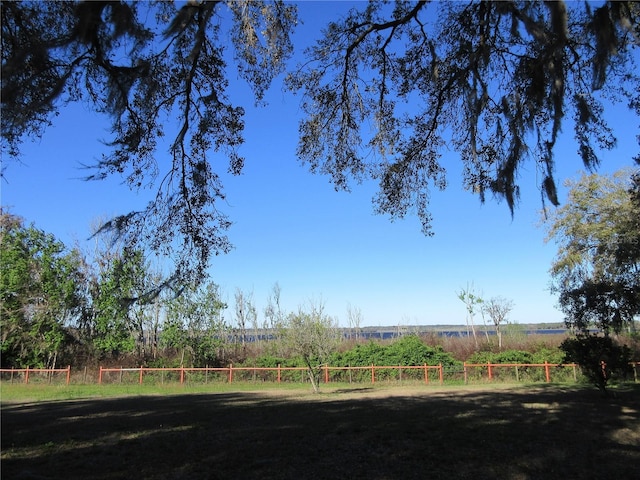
[2,385,639,479]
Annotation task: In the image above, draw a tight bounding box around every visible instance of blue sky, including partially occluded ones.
[1,1,638,328]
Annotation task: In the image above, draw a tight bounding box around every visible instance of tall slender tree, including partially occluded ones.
[457,283,483,349]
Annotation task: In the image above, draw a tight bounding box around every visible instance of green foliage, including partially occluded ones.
[4,2,638,288]
[468,347,566,366]
[288,2,639,234]
[162,282,228,367]
[91,248,146,358]
[546,169,640,335]
[468,350,533,365]
[560,335,632,390]
[0,212,82,368]
[280,304,339,392]
[1,1,297,287]
[333,336,460,368]
[531,348,565,365]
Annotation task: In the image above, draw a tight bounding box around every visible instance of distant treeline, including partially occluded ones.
[231,324,569,343]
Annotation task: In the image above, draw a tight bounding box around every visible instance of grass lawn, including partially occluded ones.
[1,383,639,479]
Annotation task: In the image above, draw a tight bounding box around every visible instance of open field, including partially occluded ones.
[2,383,639,479]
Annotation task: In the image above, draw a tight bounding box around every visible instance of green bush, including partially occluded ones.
[560,335,632,390]
[467,350,533,364]
[531,348,565,364]
[332,335,461,368]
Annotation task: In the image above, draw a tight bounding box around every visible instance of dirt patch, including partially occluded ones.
[2,385,639,479]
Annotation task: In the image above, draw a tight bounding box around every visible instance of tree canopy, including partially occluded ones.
[2,1,639,288]
[545,169,640,335]
[0,211,83,367]
[280,302,339,393]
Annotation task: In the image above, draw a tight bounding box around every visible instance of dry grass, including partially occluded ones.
[2,384,639,479]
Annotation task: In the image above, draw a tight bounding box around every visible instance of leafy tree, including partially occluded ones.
[280,301,340,393]
[159,315,190,367]
[545,169,640,390]
[163,281,228,366]
[91,247,148,358]
[70,224,153,361]
[3,1,638,288]
[545,169,640,334]
[0,212,82,368]
[482,296,514,350]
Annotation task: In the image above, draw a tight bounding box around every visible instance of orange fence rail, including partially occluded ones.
[96,364,448,385]
[96,362,579,385]
[463,361,575,383]
[3,362,639,386]
[0,366,71,385]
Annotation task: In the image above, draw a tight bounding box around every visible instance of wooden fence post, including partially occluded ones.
[98,367,103,384]
[439,363,443,385]
[66,365,71,385]
[180,366,184,384]
[487,362,492,381]
[545,361,550,383]
[229,364,233,383]
[573,364,578,382]
[463,362,467,384]
[25,366,30,384]
[371,364,375,384]
[324,364,329,383]
[139,366,144,385]
[424,363,429,384]
[277,364,281,383]
[515,365,520,382]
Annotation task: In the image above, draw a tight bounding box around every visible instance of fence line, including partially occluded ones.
[96,362,583,385]
[0,366,71,385]
[3,362,639,386]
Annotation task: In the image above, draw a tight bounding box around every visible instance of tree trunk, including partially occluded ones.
[304,358,320,393]
[469,317,478,349]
